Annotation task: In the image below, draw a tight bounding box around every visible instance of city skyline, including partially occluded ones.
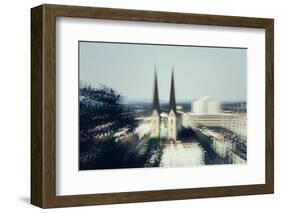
[79,41,247,171]
[79,41,247,102]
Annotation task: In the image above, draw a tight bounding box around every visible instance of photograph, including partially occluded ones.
[78,41,247,170]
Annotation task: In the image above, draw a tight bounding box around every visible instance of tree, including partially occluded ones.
[79,85,138,169]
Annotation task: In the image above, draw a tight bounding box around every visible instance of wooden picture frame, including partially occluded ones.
[31,4,274,208]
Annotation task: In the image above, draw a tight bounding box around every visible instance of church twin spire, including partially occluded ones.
[152,66,160,113]
[151,66,177,141]
[152,66,176,113]
[169,67,176,113]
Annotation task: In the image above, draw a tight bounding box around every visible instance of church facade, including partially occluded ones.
[150,68,179,142]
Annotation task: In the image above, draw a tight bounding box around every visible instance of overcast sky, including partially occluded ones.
[79,41,247,102]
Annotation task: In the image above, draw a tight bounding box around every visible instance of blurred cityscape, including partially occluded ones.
[133,96,247,167]
[79,70,247,170]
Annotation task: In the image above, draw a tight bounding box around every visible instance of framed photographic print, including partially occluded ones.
[31,4,274,208]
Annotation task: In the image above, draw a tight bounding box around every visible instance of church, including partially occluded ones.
[150,67,180,142]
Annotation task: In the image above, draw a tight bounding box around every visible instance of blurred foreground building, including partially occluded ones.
[182,97,247,164]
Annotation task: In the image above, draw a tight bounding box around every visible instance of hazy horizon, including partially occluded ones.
[79,41,247,102]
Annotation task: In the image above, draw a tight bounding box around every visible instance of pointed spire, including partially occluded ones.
[169,67,176,113]
[152,66,160,113]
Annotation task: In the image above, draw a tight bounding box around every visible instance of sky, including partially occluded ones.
[79,41,247,102]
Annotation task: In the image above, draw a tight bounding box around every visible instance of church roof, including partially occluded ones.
[152,70,160,113]
[169,69,177,113]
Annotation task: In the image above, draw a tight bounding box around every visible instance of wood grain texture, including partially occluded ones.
[31,5,43,207]
[31,4,274,208]
[265,20,274,193]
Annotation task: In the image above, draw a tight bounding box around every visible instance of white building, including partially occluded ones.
[183,98,247,139]
[192,96,220,114]
[186,113,230,128]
